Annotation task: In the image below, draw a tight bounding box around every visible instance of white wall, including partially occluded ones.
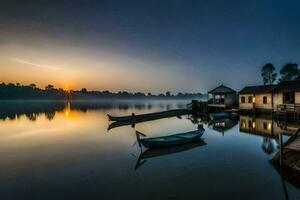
[296,92,300,104]
[254,93,273,110]
[239,94,254,109]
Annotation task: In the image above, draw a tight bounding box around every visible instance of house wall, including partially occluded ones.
[296,92,300,103]
[273,92,283,111]
[254,93,273,110]
[239,94,254,110]
[239,93,274,110]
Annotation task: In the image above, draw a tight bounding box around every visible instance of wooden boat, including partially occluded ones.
[136,126,205,148]
[107,109,191,122]
[209,112,229,120]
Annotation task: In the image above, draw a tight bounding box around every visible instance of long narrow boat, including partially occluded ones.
[107,109,191,122]
[136,126,205,148]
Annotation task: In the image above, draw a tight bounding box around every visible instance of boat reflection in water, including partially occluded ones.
[133,139,207,170]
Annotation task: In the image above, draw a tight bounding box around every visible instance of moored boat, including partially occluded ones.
[209,112,229,120]
[136,126,205,148]
[107,109,191,122]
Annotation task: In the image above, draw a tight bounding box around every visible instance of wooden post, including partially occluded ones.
[279,132,283,168]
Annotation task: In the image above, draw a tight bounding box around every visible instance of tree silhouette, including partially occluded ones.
[0,81,203,100]
[81,88,87,93]
[261,63,277,85]
[279,63,299,82]
[45,84,54,90]
[29,83,36,89]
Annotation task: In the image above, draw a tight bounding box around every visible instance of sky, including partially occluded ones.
[0,0,300,93]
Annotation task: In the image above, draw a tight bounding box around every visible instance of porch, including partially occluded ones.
[276,104,300,121]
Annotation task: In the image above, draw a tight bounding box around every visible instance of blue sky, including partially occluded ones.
[1,0,300,93]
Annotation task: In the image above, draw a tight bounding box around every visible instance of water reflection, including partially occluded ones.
[0,100,189,122]
[134,140,207,170]
[208,118,238,135]
[239,115,299,137]
[0,101,300,199]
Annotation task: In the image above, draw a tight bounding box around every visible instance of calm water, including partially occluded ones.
[0,100,299,200]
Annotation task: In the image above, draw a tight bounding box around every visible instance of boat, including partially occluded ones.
[107,109,191,122]
[136,125,205,148]
[209,112,229,120]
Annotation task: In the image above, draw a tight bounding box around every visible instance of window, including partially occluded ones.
[241,97,245,103]
[263,96,268,104]
[248,96,253,103]
[283,92,295,104]
[263,122,268,130]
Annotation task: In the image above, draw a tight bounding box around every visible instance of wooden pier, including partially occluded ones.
[187,100,239,115]
[270,128,300,189]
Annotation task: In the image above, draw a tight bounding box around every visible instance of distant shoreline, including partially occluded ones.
[0,82,206,101]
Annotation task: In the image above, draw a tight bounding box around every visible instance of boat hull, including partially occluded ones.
[108,109,192,122]
[209,112,229,120]
[139,128,204,148]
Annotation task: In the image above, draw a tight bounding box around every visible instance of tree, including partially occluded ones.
[29,83,36,89]
[279,63,299,82]
[166,91,171,97]
[261,63,277,85]
[81,88,87,93]
[45,84,54,90]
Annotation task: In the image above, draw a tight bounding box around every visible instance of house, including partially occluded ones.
[208,84,238,109]
[272,80,300,110]
[239,80,300,114]
[239,85,277,112]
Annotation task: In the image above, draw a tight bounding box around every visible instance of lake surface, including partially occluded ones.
[0,100,299,200]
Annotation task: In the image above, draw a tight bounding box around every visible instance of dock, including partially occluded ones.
[270,128,300,188]
[187,100,239,114]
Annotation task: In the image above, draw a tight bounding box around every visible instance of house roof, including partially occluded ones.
[239,80,300,94]
[208,84,236,94]
[273,80,300,93]
[239,85,277,94]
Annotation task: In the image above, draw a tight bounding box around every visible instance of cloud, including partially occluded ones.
[10,58,64,71]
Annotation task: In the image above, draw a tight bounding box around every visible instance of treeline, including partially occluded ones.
[0,82,204,100]
[261,63,300,85]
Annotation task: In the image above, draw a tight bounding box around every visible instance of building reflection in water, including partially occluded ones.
[208,118,238,135]
[239,115,299,138]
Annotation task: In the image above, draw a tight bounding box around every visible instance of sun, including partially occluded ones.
[63,85,71,92]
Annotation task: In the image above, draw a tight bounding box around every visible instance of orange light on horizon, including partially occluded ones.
[64,85,71,92]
